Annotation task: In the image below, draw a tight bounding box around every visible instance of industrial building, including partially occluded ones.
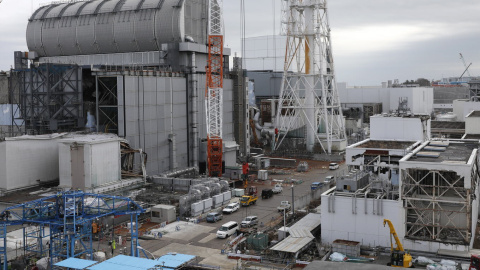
[325,110,480,253]
[5,0,250,177]
[0,0,480,269]
[323,139,480,252]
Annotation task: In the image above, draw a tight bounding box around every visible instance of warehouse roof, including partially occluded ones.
[270,213,321,254]
[156,253,197,269]
[88,255,160,270]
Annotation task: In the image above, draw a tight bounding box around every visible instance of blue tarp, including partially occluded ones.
[88,255,160,270]
[156,253,196,269]
[54,258,98,269]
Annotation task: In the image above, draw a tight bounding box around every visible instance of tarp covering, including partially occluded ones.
[54,258,98,269]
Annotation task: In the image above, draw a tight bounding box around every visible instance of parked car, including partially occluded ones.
[261,189,273,199]
[329,163,339,170]
[311,182,323,190]
[272,184,283,194]
[277,201,291,212]
[324,175,334,184]
[222,202,240,214]
[216,221,239,238]
[206,212,223,223]
[241,216,258,227]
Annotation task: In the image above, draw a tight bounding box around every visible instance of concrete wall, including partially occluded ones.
[321,193,404,248]
[466,117,480,134]
[246,71,283,100]
[370,116,430,141]
[321,192,472,252]
[338,86,434,115]
[453,99,480,121]
[293,187,324,210]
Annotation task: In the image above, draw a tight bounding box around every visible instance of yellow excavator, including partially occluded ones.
[383,219,413,268]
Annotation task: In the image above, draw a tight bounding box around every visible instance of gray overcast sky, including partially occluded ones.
[1,0,479,85]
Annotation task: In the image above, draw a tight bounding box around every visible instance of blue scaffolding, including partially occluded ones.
[0,191,144,270]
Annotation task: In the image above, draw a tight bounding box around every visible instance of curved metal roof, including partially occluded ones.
[26,0,206,57]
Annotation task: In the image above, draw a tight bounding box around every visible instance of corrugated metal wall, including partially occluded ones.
[27,0,208,57]
[1,139,60,191]
[117,75,233,175]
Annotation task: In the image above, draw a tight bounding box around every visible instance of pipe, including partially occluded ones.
[352,192,357,214]
[184,35,195,42]
[364,188,370,214]
[160,167,197,178]
[191,52,199,172]
[253,112,276,137]
[328,193,332,213]
[332,192,335,213]
[253,112,263,131]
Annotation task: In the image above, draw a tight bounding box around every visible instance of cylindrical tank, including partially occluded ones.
[26,0,208,57]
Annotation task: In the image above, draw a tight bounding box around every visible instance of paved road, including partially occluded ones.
[200,162,347,248]
[110,161,348,268]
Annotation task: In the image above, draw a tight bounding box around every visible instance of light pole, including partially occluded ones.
[291,184,295,216]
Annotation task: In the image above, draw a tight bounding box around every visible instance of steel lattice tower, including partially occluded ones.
[274,0,346,154]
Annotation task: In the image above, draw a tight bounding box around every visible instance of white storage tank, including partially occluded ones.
[233,189,244,197]
[202,198,213,213]
[258,170,268,180]
[151,204,176,224]
[58,134,122,190]
[0,133,65,191]
[191,202,203,217]
[222,191,232,205]
[212,194,223,208]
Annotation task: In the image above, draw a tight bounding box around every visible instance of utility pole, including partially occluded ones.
[291,185,295,216]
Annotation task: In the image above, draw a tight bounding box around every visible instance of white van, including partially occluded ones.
[216,221,239,238]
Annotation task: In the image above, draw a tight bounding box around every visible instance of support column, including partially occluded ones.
[305,1,316,152]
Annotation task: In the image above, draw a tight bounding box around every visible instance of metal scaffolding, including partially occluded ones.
[274,0,347,154]
[401,168,477,245]
[0,191,144,270]
[10,64,84,135]
[95,76,119,134]
[469,80,480,102]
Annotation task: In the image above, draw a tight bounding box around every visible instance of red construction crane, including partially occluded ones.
[206,0,224,177]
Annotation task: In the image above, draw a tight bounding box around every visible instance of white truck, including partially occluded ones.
[272,184,283,194]
[277,201,291,212]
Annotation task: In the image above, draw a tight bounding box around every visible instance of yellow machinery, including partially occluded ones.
[240,186,258,206]
[383,219,412,268]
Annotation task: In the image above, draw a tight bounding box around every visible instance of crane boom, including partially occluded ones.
[383,219,404,252]
[460,53,472,78]
[206,0,224,177]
